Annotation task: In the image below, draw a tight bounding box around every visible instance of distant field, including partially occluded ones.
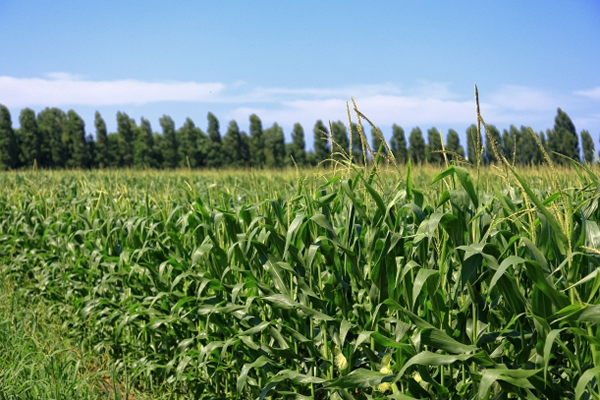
[1,164,600,399]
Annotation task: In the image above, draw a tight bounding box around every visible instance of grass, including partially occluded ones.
[1,156,600,399]
[0,280,105,399]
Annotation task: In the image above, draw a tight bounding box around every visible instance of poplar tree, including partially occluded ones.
[64,110,89,168]
[389,124,408,163]
[371,127,386,156]
[151,132,164,168]
[159,115,178,169]
[502,128,515,164]
[581,130,595,164]
[466,124,483,165]
[221,120,243,167]
[446,129,465,161]
[19,108,41,167]
[484,125,502,164]
[532,130,546,165]
[290,123,306,166]
[37,107,67,168]
[239,132,251,167]
[515,126,536,166]
[134,117,156,168]
[331,121,349,160]
[548,108,579,163]
[94,111,110,168]
[205,112,222,168]
[177,118,201,168]
[408,127,426,164]
[313,120,330,164]
[249,114,264,168]
[350,123,363,164]
[426,127,443,165]
[117,112,135,167]
[0,105,18,170]
[264,122,285,168]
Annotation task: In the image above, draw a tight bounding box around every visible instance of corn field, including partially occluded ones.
[1,163,600,399]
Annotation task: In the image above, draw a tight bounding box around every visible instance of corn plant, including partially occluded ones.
[1,162,600,399]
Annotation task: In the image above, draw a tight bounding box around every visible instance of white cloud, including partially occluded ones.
[1,73,592,136]
[227,95,476,135]
[573,113,600,130]
[575,87,600,100]
[487,85,558,112]
[0,74,224,107]
[44,72,86,81]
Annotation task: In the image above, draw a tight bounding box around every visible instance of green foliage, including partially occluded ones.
[249,114,265,168]
[500,126,546,166]
[548,108,580,164]
[263,122,286,168]
[177,118,202,168]
[331,121,349,160]
[390,124,408,163]
[239,131,251,167]
[484,124,502,164]
[502,127,515,164]
[64,110,90,169]
[426,127,443,165]
[408,127,426,164]
[289,122,306,166]
[466,124,483,166]
[371,126,386,157]
[515,125,537,165]
[158,115,178,169]
[106,132,122,168]
[0,282,109,399]
[221,120,245,168]
[37,107,68,168]
[0,105,18,170]
[2,166,600,399]
[135,117,157,169]
[94,111,110,169]
[445,128,465,161]
[117,111,136,167]
[581,129,595,164]
[0,106,594,171]
[18,108,41,167]
[313,120,330,164]
[350,122,363,165]
[205,112,222,168]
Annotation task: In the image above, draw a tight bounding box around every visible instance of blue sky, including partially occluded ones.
[1,1,599,150]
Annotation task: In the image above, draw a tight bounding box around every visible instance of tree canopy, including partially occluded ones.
[0,105,594,170]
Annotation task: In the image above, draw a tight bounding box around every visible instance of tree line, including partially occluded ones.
[0,104,594,170]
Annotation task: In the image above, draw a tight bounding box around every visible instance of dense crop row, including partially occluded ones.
[1,164,600,399]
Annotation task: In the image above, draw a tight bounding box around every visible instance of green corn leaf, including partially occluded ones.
[509,167,569,250]
[524,260,570,310]
[574,366,600,400]
[412,268,439,309]
[238,355,273,394]
[324,368,392,389]
[263,294,334,321]
[420,328,477,354]
[478,368,539,400]
[395,351,475,382]
[259,370,326,400]
[543,329,565,382]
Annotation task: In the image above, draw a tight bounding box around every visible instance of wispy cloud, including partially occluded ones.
[229,95,475,129]
[574,87,600,100]
[0,73,224,107]
[0,73,588,134]
[486,85,558,112]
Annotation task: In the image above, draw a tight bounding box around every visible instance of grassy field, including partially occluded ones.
[1,162,600,399]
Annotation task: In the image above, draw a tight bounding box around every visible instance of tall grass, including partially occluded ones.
[2,118,600,398]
